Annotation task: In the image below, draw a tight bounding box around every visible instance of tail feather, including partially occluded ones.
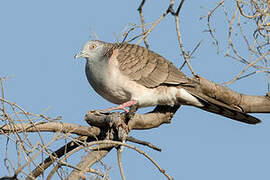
[198,101,261,124]
[187,90,261,124]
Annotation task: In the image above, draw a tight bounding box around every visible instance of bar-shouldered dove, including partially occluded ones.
[75,40,261,124]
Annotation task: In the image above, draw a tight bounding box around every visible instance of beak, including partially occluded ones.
[74,51,86,59]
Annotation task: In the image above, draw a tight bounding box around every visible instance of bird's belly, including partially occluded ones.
[131,85,179,107]
[90,73,178,107]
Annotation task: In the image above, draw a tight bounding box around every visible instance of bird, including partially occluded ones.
[75,40,261,125]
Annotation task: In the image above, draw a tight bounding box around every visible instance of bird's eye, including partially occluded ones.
[89,44,97,50]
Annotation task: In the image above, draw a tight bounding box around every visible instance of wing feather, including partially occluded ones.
[116,43,189,88]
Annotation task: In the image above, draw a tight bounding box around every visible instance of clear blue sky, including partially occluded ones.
[0,1,269,179]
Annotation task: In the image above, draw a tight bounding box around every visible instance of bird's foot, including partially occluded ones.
[100,100,138,113]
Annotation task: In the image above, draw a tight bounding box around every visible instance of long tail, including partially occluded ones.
[188,91,261,124]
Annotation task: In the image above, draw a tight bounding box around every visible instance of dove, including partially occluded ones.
[75,40,261,124]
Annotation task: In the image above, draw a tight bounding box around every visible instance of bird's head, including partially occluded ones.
[75,40,107,62]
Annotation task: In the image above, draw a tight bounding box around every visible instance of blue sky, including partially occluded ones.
[0,0,269,179]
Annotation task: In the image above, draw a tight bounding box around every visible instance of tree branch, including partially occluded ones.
[67,144,114,180]
[193,76,270,113]
[2,75,269,180]
[127,136,161,152]
[137,0,149,48]
[84,105,180,130]
[0,122,100,137]
[25,136,90,180]
[117,148,126,180]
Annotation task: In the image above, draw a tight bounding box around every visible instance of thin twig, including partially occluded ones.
[174,0,197,76]
[179,40,203,71]
[26,136,88,179]
[67,144,114,180]
[81,140,173,180]
[236,0,257,19]
[175,0,185,15]
[225,51,270,85]
[127,136,161,152]
[0,77,8,118]
[117,148,126,180]
[136,0,175,45]
[137,0,149,48]
[207,0,224,54]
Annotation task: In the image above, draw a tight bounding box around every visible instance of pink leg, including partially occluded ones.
[101,100,138,113]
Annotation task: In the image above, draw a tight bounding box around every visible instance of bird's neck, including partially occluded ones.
[85,58,109,87]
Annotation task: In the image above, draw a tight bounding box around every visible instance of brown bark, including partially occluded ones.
[0,122,100,137]
[67,144,114,180]
[84,105,180,130]
[195,76,270,113]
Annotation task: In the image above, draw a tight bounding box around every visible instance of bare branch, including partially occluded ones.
[127,136,162,152]
[78,140,173,180]
[26,136,89,180]
[225,51,270,85]
[84,105,180,130]
[207,0,224,54]
[68,144,113,180]
[179,40,203,71]
[136,0,176,45]
[194,76,270,113]
[0,122,100,137]
[137,0,149,48]
[174,0,197,76]
[117,148,126,180]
